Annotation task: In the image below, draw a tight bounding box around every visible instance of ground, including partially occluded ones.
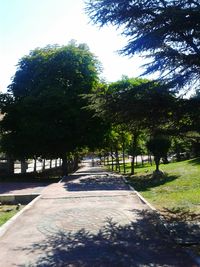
[0,161,197,266]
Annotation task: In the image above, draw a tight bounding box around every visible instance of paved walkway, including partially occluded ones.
[0,161,196,266]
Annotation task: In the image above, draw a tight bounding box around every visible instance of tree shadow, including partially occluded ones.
[63,174,130,191]
[0,182,49,195]
[187,157,200,166]
[127,174,179,192]
[0,167,62,183]
[16,209,195,267]
[75,166,108,175]
[161,207,200,245]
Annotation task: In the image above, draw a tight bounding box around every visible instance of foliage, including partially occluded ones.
[0,42,107,174]
[147,135,171,172]
[86,0,200,91]
[169,136,191,160]
[89,77,178,135]
[147,136,171,159]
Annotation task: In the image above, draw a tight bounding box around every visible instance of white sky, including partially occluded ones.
[0,0,145,92]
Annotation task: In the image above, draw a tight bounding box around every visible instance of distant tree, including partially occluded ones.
[103,125,131,173]
[170,136,191,161]
[86,0,200,91]
[0,42,105,175]
[147,135,171,173]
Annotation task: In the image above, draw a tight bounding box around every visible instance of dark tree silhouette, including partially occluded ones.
[147,135,171,173]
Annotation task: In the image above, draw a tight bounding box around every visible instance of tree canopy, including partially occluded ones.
[89,77,176,134]
[0,42,108,174]
[86,0,200,91]
[147,135,171,172]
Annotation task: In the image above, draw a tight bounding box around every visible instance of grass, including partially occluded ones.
[124,158,200,215]
[107,159,200,255]
[106,158,200,215]
[0,205,24,226]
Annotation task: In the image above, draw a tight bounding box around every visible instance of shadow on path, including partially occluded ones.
[63,174,130,192]
[17,210,195,267]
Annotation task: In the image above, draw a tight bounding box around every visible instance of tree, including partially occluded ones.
[88,77,175,174]
[170,136,191,161]
[86,0,200,91]
[147,135,171,173]
[0,42,105,175]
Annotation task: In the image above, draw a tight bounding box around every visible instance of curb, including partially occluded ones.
[121,176,157,210]
[0,194,41,238]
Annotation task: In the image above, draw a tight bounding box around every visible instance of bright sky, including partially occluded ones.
[0,0,145,92]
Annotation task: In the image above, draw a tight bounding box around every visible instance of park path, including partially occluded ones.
[0,161,196,266]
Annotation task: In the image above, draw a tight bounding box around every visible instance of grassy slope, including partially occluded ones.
[125,158,200,213]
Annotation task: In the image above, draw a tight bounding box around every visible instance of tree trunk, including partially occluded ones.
[131,155,135,175]
[34,157,37,173]
[42,159,46,171]
[131,133,139,175]
[111,146,114,172]
[21,158,27,174]
[118,155,121,173]
[115,148,118,171]
[148,155,153,166]
[7,157,14,175]
[115,148,120,172]
[122,141,126,174]
[62,154,68,176]
[155,156,160,172]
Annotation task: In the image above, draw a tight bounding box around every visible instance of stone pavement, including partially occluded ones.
[0,161,197,266]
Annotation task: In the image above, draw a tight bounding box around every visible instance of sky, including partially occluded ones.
[0,0,145,92]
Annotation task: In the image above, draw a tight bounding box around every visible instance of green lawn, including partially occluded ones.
[0,205,23,226]
[124,158,200,215]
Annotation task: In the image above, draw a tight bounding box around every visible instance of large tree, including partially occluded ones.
[86,0,200,91]
[0,42,106,175]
